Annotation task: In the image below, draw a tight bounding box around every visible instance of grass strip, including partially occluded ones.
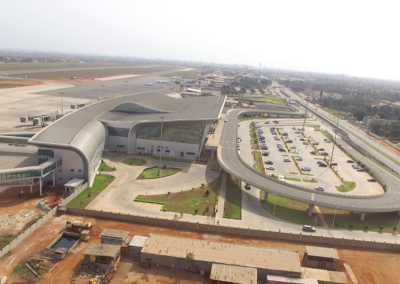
[335,180,356,192]
[223,175,242,219]
[138,167,181,179]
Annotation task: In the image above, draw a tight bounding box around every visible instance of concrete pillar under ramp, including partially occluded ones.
[53,171,55,186]
[397,211,400,216]
[360,213,366,221]
[236,178,241,187]
[39,178,42,196]
[308,204,315,216]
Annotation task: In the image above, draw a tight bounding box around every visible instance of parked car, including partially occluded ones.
[295,131,301,134]
[331,163,338,166]
[318,148,325,151]
[273,120,279,123]
[347,160,354,163]
[310,151,317,154]
[303,142,309,145]
[284,158,291,162]
[301,166,311,171]
[290,146,297,149]
[270,127,276,130]
[224,118,227,122]
[237,137,241,142]
[321,152,329,156]
[258,135,265,138]
[324,139,331,143]
[352,165,360,169]
[286,140,293,143]
[367,178,377,182]
[300,138,305,141]
[261,145,268,150]
[296,157,303,161]
[313,142,319,145]
[357,168,365,172]
[317,161,323,164]
[245,184,251,190]
[319,163,327,167]
[315,186,325,191]
[266,166,275,170]
[262,151,270,156]
[303,225,316,232]
[279,148,286,152]
[265,121,270,124]
[265,160,273,165]
[274,137,280,140]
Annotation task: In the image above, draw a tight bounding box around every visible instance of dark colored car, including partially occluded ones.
[347,160,354,163]
[331,163,338,166]
[265,160,273,165]
[286,140,293,143]
[262,151,270,156]
[279,148,286,152]
[310,151,317,154]
[245,184,251,190]
[319,163,327,167]
[300,138,305,141]
[367,178,377,182]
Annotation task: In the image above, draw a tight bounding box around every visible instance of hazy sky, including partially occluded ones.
[1,1,399,80]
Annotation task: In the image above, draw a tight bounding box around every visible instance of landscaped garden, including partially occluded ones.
[223,175,242,219]
[137,166,181,179]
[123,158,147,166]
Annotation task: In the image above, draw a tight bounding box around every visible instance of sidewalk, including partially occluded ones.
[216,172,227,218]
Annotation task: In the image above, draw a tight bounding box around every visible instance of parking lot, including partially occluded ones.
[240,118,383,196]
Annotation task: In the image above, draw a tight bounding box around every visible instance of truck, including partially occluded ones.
[66,220,92,231]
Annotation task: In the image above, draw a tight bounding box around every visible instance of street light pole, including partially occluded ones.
[159,116,165,175]
[273,194,277,215]
[332,207,337,227]
[59,92,65,115]
[101,85,105,100]
[125,81,128,95]
[302,99,309,133]
[330,116,339,166]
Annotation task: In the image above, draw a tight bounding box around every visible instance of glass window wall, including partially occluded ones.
[137,125,205,144]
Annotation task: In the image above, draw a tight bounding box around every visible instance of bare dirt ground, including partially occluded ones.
[0,185,65,250]
[375,138,400,155]
[1,213,400,284]
[0,80,44,86]
[54,73,135,82]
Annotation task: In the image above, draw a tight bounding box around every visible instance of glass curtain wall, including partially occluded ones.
[137,125,205,144]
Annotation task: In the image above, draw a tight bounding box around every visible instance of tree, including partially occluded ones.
[393,226,398,233]
[320,90,323,100]
[353,109,366,121]
[379,225,384,232]
[186,252,195,266]
[205,189,210,196]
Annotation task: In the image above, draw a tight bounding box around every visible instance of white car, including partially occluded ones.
[315,186,325,191]
[296,157,303,161]
[283,158,291,162]
[266,166,275,170]
[224,118,228,122]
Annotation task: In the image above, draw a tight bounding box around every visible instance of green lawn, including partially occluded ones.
[304,179,318,183]
[98,162,116,172]
[254,152,266,174]
[335,181,356,192]
[67,174,114,208]
[259,191,320,226]
[285,177,301,181]
[242,96,287,106]
[158,156,207,165]
[321,131,333,141]
[0,83,27,89]
[123,158,147,166]
[250,124,260,150]
[134,176,221,216]
[223,175,242,219]
[138,167,181,179]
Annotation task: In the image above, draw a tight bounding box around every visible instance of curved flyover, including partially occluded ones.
[217,109,400,213]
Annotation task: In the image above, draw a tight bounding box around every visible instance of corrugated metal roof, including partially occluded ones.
[100,228,129,240]
[128,235,148,247]
[141,234,301,273]
[301,267,347,284]
[305,246,339,259]
[84,243,120,257]
[267,275,318,284]
[210,264,257,284]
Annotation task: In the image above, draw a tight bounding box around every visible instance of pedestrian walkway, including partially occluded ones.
[216,172,227,218]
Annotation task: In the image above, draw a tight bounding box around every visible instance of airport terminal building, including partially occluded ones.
[26,90,225,186]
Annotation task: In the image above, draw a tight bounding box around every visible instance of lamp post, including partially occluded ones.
[159,116,165,175]
[124,81,128,95]
[101,85,105,100]
[330,116,339,166]
[59,92,65,115]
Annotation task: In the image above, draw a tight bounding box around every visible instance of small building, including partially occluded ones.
[303,246,339,271]
[64,178,85,194]
[210,264,257,284]
[82,243,121,271]
[141,234,302,278]
[54,247,68,260]
[301,268,347,284]
[128,235,148,259]
[100,228,129,246]
[267,275,318,284]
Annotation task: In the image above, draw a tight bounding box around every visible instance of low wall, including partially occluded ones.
[65,207,400,253]
[0,183,87,258]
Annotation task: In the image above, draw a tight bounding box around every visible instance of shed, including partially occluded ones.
[267,275,318,284]
[100,228,129,246]
[54,247,68,260]
[128,235,148,258]
[64,178,85,194]
[210,264,257,284]
[303,246,339,271]
[301,267,347,284]
[82,243,121,270]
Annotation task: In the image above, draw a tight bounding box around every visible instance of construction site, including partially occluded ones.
[0,212,398,284]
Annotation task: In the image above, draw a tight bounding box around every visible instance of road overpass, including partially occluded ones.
[217,108,400,219]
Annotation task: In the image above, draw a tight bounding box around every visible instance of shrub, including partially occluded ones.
[334,222,339,228]
[201,183,205,187]
[349,224,354,230]
[205,189,210,196]
[379,225,384,232]
[87,192,91,198]
[167,191,171,196]
[194,209,198,214]
[364,225,369,231]
[393,226,398,233]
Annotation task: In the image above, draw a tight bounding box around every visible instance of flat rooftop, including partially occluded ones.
[100,228,129,240]
[266,275,318,284]
[305,246,339,259]
[141,234,301,273]
[302,267,347,284]
[129,235,148,247]
[84,243,120,258]
[210,264,257,284]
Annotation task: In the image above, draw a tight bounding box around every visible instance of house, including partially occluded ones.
[81,243,121,271]
[100,228,129,246]
[128,235,148,259]
[303,246,339,271]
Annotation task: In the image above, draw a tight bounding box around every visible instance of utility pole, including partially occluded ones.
[125,81,128,96]
[332,207,337,227]
[59,92,65,115]
[101,85,105,100]
[159,116,165,175]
